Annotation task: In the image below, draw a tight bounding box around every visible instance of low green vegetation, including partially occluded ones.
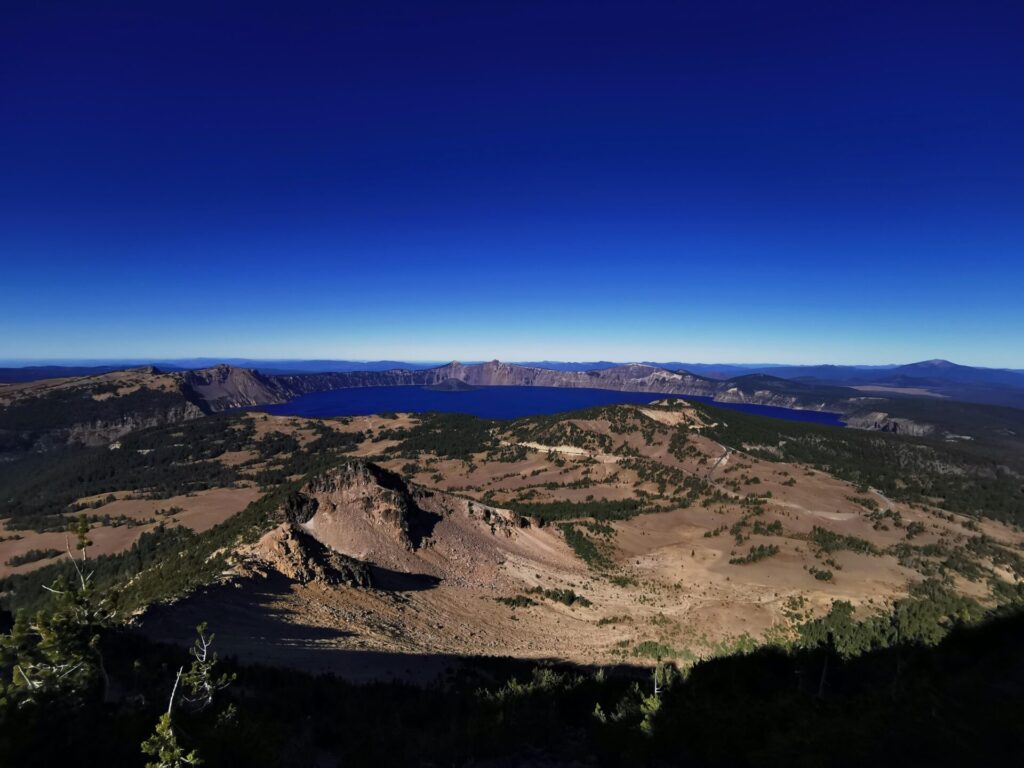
[381,412,498,460]
[0,415,252,530]
[807,526,879,556]
[525,585,592,608]
[2,593,1020,766]
[506,498,647,523]
[696,401,1024,525]
[495,595,537,608]
[498,586,592,608]
[0,481,298,616]
[558,523,615,570]
[2,396,1024,764]
[3,548,63,567]
[632,639,684,660]
[752,519,783,536]
[255,429,301,459]
[729,543,780,565]
[809,566,834,581]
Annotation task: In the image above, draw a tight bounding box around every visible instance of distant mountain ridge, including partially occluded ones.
[181,360,853,414]
[5,360,1024,457]
[5,357,1022,402]
[727,359,1024,408]
[0,359,441,382]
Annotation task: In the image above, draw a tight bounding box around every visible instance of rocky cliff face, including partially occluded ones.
[843,411,935,437]
[56,401,204,448]
[8,402,204,454]
[261,460,540,589]
[300,461,433,553]
[168,361,860,415]
[0,367,205,455]
[264,360,858,408]
[259,361,724,401]
[247,522,372,587]
[178,364,291,411]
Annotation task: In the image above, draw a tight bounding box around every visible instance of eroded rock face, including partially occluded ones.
[282,490,319,525]
[250,522,371,587]
[844,411,934,436]
[178,364,291,411]
[304,461,425,550]
[3,398,204,455]
[61,402,205,447]
[213,361,779,407]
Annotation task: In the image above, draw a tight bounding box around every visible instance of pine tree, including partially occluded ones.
[0,517,111,708]
[141,623,232,766]
[141,713,202,768]
[180,622,234,712]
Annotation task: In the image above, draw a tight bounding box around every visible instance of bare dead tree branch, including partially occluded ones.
[167,666,184,716]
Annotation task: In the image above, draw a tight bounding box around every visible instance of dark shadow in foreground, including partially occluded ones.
[6,603,1024,768]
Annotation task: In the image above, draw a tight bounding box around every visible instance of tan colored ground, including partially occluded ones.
[136,404,1024,682]
[0,367,181,407]
[0,486,261,577]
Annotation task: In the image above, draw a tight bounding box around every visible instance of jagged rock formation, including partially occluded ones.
[300,461,439,564]
[247,522,372,587]
[261,459,551,589]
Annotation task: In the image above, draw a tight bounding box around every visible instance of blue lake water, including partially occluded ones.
[259,385,846,427]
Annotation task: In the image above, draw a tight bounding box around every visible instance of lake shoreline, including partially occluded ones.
[256,385,847,427]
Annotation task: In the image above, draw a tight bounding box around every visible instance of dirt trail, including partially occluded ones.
[513,441,621,464]
[706,448,731,480]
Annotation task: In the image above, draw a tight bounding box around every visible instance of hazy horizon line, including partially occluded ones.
[1,356,1022,371]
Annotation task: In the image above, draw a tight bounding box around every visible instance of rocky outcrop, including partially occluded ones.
[843,411,935,437]
[178,364,291,411]
[302,461,432,551]
[0,368,205,456]
[281,460,545,589]
[424,378,478,391]
[244,523,371,586]
[59,401,204,448]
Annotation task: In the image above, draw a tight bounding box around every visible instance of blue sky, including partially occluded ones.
[2,1,1022,366]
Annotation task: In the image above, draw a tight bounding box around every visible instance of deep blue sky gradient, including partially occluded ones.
[2,1,1022,365]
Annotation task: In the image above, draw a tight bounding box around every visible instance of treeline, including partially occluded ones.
[3,548,62,567]
[506,498,648,523]
[382,412,499,460]
[0,445,238,531]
